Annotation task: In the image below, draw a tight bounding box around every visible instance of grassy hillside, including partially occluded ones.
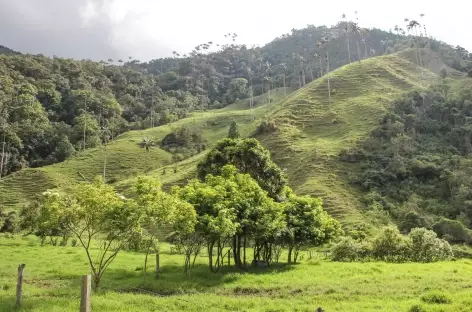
[0,88,288,209]
[253,51,440,230]
[0,50,444,232]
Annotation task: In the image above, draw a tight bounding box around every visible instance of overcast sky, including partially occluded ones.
[0,0,470,61]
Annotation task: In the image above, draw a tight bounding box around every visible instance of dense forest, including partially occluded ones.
[343,78,472,242]
[1,20,471,178]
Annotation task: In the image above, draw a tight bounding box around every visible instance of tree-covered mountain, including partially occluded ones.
[1,20,471,179]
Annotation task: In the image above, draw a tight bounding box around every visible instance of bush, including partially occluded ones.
[451,245,472,259]
[408,228,453,262]
[421,292,452,304]
[432,218,472,244]
[372,226,410,262]
[400,211,427,233]
[71,238,78,247]
[408,304,427,312]
[331,237,372,262]
[256,119,277,134]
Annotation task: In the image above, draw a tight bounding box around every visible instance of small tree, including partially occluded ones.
[227,120,240,139]
[32,178,142,290]
[135,176,196,279]
[282,192,341,263]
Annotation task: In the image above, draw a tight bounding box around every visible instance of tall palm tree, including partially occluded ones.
[264,61,272,105]
[314,51,323,77]
[342,14,352,64]
[318,37,332,105]
[352,23,362,61]
[0,114,7,179]
[140,137,154,152]
[279,63,287,96]
[101,124,111,183]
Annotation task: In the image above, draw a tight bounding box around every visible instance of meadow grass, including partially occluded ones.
[1,235,472,312]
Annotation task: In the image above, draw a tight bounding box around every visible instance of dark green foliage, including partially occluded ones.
[421,292,452,304]
[227,121,240,139]
[161,125,206,158]
[346,82,472,228]
[432,218,472,244]
[330,237,372,262]
[0,208,17,233]
[197,138,286,199]
[400,211,427,233]
[408,304,428,312]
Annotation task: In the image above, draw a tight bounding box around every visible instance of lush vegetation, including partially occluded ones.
[344,79,472,242]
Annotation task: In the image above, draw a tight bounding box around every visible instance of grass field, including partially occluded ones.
[1,236,472,312]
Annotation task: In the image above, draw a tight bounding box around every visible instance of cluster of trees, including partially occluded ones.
[342,79,472,243]
[331,226,453,262]
[17,136,340,289]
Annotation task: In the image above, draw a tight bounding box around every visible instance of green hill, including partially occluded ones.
[0,50,449,232]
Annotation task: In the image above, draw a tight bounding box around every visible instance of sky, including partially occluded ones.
[0,0,470,61]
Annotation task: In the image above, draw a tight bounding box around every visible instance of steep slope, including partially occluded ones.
[253,52,439,230]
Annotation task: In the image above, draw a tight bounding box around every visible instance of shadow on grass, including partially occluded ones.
[99,262,295,295]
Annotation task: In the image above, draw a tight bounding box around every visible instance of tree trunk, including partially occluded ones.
[283,74,286,96]
[155,251,160,274]
[346,33,352,64]
[83,98,87,151]
[356,40,362,62]
[103,143,107,183]
[288,246,293,264]
[143,248,149,283]
[243,236,247,267]
[0,133,5,179]
[326,50,332,105]
[319,57,323,77]
[364,41,368,59]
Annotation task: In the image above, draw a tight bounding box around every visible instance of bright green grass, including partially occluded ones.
[0,88,289,210]
[1,236,472,312]
[253,52,442,231]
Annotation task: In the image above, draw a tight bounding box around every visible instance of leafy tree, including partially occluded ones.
[197,138,286,199]
[135,176,196,278]
[408,228,453,262]
[28,178,142,290]
[282,192,341,263]
[227,120,240,139]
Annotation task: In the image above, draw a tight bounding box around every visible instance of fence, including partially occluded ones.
[14,263,92,312]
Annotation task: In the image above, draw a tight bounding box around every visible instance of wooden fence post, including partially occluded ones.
[16,263,26,307]
[80,275,91,312]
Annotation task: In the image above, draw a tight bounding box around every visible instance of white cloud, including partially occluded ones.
[0,0,471,61]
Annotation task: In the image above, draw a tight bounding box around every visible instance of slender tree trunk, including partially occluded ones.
[288,246,293,264]
[243,236,247,267]
[346,33,352,64]
[103,142,107,183]
[364,41,368,59]
[83,98,87,151]
[319,57,323,77]
[155,250,160,274]
[0,132,5,179]
[283,74,286,96]
[143,248,149,283]
[356,40,362,62]
[326,50,332,105]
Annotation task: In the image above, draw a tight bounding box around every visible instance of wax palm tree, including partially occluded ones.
[101,123,111,183]
[140,137,154,152]
[351,23,362,61]
[318,37,332,104]
[342,14,352,64]
[279,63,287,96]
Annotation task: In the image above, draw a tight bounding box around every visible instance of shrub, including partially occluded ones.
[408,228,453,262]
[408,304,427,312]
[256,119,277,134]
[372,226,410,262]
[71,238,78,247]
[432,218,471,244]
[400,211,427,233]
[421,292,452,304]
[331,237,372,262]
[451,245,472,259]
